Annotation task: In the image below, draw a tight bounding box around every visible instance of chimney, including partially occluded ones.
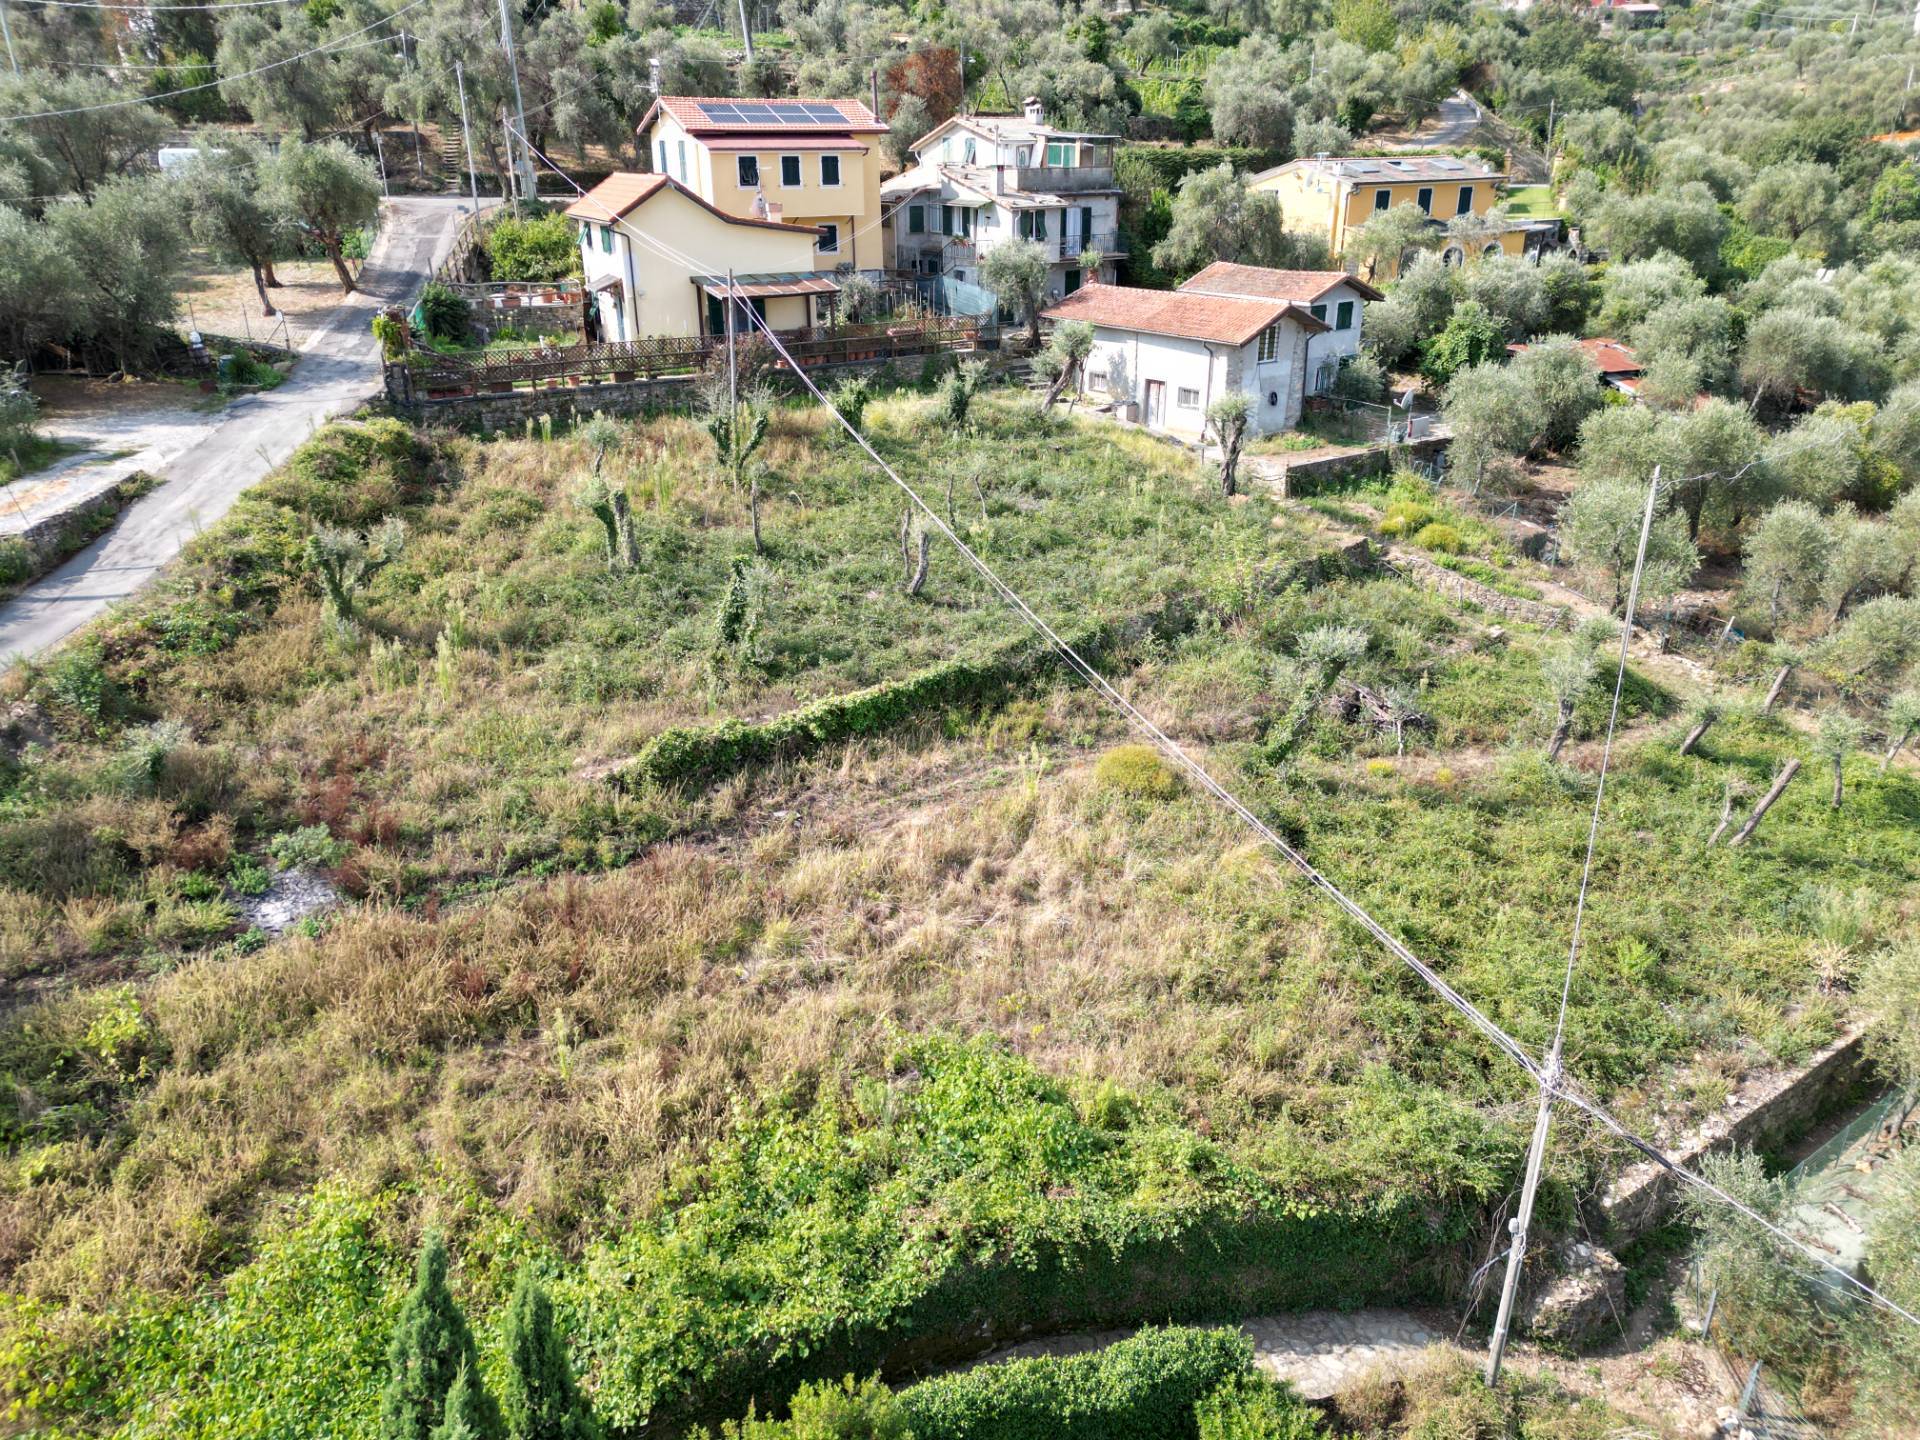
[648,56,661,95]
[993,164,1006,195]
[1022,95,1044,127]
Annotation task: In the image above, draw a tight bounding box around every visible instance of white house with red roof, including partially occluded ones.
[1042,265,1381,438]
[636,96,888,272]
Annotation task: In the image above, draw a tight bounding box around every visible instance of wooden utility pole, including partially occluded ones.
[498,0,535,199]
[726,267,737,416]
[737,0,754,60]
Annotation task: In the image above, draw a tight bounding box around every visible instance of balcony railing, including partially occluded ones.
[1013,164,1116,193]
[1055,230,1123,260]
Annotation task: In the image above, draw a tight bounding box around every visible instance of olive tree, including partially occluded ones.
[1814,712,1866,808]
[1561,477,1698,615]
[179,143,298,318]
[1342,202,1439,284]
[308,517,408,624]
[1742,500,1832,629]
[1882,687,1920,771]
[1035,319,1094,414]
[269,139,382,294]
[1204,36,1294,149]
[1150,164,1328,280]
[980,239,1051,350]
[1206,391,1254,497]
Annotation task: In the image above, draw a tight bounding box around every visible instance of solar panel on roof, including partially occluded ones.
[771,104,810,116]
[804,104,846,122]
[733,103,775,119]
[698,103,743,122]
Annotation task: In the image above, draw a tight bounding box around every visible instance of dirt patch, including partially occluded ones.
[175,249,355,348]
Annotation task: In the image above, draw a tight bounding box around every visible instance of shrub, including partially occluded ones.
[268,825,349,872]
[1094,744,1181,799]
[1194,1374,1323,1440]
[418,283,471,346]
[1377,501,1437,538]
[721,1375,908,1438]
[485,211,582,283]
[1412,523,1464,554]
[0,537,34,586]
[899,1327,1254,1440]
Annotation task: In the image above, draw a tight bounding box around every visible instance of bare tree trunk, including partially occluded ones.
[1762,663,1792,714]
[1832,757,1844,809]
[1678,712,1716,756]
[969,470,987,523]
[1707,784,1737,848]
[1727,757,1801,847]
[750,473,763,554]
[1545,700,1575,763]
[900,509,930,596]
[1883,728,1910,774]
[1220,427,1244,497]
[262,258,285,288]
[1715,612,1737,649]
[249,261,275,318]
[322,236,357,294]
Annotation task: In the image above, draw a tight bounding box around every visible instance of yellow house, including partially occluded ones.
[1250,155,1525,278]
[564,173,835,341]
[636,96,889,273]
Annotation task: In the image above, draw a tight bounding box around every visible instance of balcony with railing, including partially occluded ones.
[1013,164,1117,194]
[1054,229,1124,261]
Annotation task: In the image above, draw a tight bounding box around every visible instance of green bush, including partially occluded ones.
[1194,1374,1323,1440]
[417,283,471,346]
[485,212,583,283]
[1094,743,1181,799]
[899,1327,1254,1440]
[0,537,33,586]
[718,1375,909,1439]
[1377,501,1437,538]
[268,825,349,871]
[1412,523,1464,555]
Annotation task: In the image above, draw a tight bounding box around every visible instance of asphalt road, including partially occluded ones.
[0,195,480,665]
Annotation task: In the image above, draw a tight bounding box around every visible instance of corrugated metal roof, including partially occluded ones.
[693,272,841,298]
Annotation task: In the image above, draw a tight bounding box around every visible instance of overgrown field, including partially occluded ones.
[2,391,1915,1437]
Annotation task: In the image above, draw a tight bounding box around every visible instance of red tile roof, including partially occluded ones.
[1179,261,1386,304]
[1043,283,1327,346]
[1509,336,1643,375]
[562,172,820,235]
[703,136,869,152]
[639,96,888,136]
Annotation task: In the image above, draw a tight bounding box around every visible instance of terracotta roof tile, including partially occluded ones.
[563,171,822,235]
[1179,262,1385,304]
[1043,283,1326,346]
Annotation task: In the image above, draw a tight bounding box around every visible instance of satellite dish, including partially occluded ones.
[1399,386,1417,409]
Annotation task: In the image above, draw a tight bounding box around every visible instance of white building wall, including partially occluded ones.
[1077,322,1313,438]
[1304,281,1367,385]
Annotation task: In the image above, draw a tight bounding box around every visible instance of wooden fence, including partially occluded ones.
[388,317,981,405]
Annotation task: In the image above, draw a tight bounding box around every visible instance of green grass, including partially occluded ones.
[1501,184,1561,220]
[0,433,82,485]
[0,390,1914,1438]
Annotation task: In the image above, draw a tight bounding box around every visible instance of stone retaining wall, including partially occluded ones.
[1386,547,1575,630]
[0,470,155,590]
[1601,1026,1873,1240]
[1266,434,1451,496]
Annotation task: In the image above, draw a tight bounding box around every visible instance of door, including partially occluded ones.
[1144,380,1165,428]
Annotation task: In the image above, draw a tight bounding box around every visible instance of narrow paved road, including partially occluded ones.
[0,196,480,664]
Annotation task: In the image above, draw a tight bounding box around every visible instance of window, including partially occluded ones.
[781,154,802,186]
[677,141,687,182]
[1373,188,1390,211]
[1416,186,1433,214]
[940,204,954,236]
[1457,184,1474,216]
[1336,299,1355,331]
[1017,210,1048,240]
[579,222,591,249]
[1176,387,1200,408]
[820,154,841,186]
[600,225,614,254]
[1064,267,1081,294]
[656,139,667,174]
[817,222,839,253]
[1016,145,1032,166]
[1309,302,1327,324]
[1257,325,1278,363]
[958,206,972,237]
[962,138,977,163]
[908,204,925,234]
[1079,205,1093,247]
[737,155,759,187]
[1045,141,1073,167]
[1087,369,1106,390]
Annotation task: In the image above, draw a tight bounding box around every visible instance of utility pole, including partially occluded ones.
[374,130,390,198]
[501,106,519,215]
[497,0,535,200]
[1545,98,1556,163]
[737,0,754,62]
[455,60,481,209]
[0,0,18,75]
[726,266,737,416]
[1486,468,1660,1389]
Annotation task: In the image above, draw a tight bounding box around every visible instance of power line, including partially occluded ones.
[511,118,1920,1340]
[12,0,306,9]
[0,0,422,120]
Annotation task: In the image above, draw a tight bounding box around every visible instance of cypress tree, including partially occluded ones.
[432,1359,493,1440]
[499,1266,598,1440]
[380,1231,504,1440]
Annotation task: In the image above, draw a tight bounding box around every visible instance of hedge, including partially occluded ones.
[899,1327,1255,1440]
[1115,146,1290,203]
[617,613,1180,791]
